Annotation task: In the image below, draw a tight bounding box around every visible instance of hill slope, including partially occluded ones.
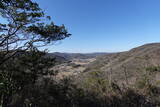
[83,43,160,84]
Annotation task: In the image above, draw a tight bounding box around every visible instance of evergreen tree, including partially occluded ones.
[0,0,71,106]
[0,0,70,65]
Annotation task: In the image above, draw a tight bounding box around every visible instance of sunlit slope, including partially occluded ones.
[84,43,160,83]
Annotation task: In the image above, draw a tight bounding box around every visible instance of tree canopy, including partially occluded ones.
[0,0,71,65]
[0,0,71,106]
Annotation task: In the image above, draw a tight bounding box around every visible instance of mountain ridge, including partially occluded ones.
[81,43,160,84]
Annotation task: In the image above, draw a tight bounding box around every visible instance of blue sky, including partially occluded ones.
[25,0,160,52]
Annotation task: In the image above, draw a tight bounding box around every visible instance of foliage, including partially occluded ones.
[0,50,57,106]
[0,0,71,106]
[0,0,71,65]
[146,66,160,73]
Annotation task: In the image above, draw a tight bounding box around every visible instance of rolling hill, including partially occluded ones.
[48,52,108,60]
[81,43,160,85]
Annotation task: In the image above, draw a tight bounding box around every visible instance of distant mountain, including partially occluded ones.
[82,43,160,84]
[47,52,109,61]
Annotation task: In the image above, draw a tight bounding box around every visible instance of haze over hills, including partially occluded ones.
[48,52,109,60]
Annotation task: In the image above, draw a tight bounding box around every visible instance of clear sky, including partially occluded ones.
[33,0,160,52]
